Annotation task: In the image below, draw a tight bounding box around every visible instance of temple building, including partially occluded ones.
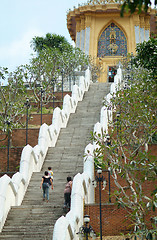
[67,0,157,82]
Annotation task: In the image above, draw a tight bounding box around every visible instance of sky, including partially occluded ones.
[0,0,86,72]
[0,0,155,73]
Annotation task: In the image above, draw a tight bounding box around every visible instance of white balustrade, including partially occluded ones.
[0,68,92,233]
[0,67,123,237]
[53,66,123,240]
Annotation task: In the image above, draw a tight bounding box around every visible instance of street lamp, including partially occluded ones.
[52,79,56,109]
[93,169,106,240]
[24,98,30,145]
[40,86,44,125]
[77,215,96,240]
[73,71,76,85]
[105,135,112,203]
[5,119,11,172]
[116,112,120,152]
[61,70,64,101]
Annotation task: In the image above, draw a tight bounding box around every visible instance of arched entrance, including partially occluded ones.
[98,22,127,57]
[98,22,127,82]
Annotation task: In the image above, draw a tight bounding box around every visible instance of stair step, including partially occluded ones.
[0,83,110,239]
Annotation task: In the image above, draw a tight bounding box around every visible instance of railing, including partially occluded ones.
[52,66,123,240]
[0,68,91,232]
[53,143,95,240]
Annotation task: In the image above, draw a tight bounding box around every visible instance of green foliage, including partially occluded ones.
[0,66,29,133]
[31,33,71,53]
[152,132,157,144]
[92,62,157,237]
[133,38,157,80]
[70,0,156,18]
[120,0,156,16]
[22,44,89,111]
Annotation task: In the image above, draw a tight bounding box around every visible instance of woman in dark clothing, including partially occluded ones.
[40,171,53,202]
[63,176,73,211]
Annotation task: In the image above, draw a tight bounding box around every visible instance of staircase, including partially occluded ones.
[0,82,110,240]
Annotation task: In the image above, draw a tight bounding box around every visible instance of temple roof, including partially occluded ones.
[67,1,124,41]
[66,0,156,42]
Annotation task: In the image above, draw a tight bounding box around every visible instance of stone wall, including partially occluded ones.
[84,204,132,236]
[0,114,53,174]
[0,148,23,174]
[84,203,156,236]
[86,144,157,236]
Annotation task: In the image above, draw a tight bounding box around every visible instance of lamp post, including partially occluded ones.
[6,120,11,172]
[52,79,56,109]
[73,71,76,85]
[106,135,112,203]
[24,98,30,145]
[40,86,44,125]
[77,215,96,240]
[93,169,106,240]
[108,168,111,203]
[61,70,64,101]
[116,112,120,154]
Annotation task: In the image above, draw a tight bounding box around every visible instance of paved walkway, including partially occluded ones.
[0,82,110,240]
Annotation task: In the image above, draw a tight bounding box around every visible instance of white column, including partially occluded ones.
[76,31,81,49]
[80,29,85,51]
[135,26,140,44]
[85,27,90,55]
[145,29,150,41]
[140,27,145,43]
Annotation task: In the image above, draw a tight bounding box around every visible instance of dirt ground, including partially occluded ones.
[94,237,139,240]
[96,237,124,240]
[102,237,124,239]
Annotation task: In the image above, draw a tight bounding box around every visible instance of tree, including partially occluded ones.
[31,33,71,53]
[0,66,29,138]
[22,47,61,111]
[120,0,156,16]
[21,44,90,111]
[31,32,103,84]
[133,38,157,80]
[93,63,157,238]
[84,0,156,16]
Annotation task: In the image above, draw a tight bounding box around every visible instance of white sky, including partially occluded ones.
[0,0,155,73]
[0,0,86,72]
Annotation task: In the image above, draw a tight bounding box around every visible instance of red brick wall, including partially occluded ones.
[12,129,39,147]
[0,129,39,175]
[89,144,157,236]
[0,113,53,147]
[0,113,54,175]
[0,147,23,174]
[84,204,156,236]
[84,204,132,236]
[95,144,157,204]
[17,113,53,125]
[94,171,157,204]
[28,114,53,125]
[53,91,72,100]
[150,14,157,35]
[0,129,39,147]
[29,91,72,108]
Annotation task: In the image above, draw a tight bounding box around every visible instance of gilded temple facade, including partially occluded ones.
[67,0,156,82]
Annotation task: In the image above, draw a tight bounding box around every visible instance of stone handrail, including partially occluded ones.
[52,143,95,240]
[0,68,91,232]
[52,66,123,240]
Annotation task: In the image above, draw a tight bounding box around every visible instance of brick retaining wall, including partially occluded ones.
[0,129,39,147]
[84,204,156,236]
[89,144,157,236]
[0,147,23,173]
[84,204,132,236]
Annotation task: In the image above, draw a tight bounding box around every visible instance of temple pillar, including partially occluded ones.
[76,17,81,48]
[80,16,85,51]
[140,16,145,42]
